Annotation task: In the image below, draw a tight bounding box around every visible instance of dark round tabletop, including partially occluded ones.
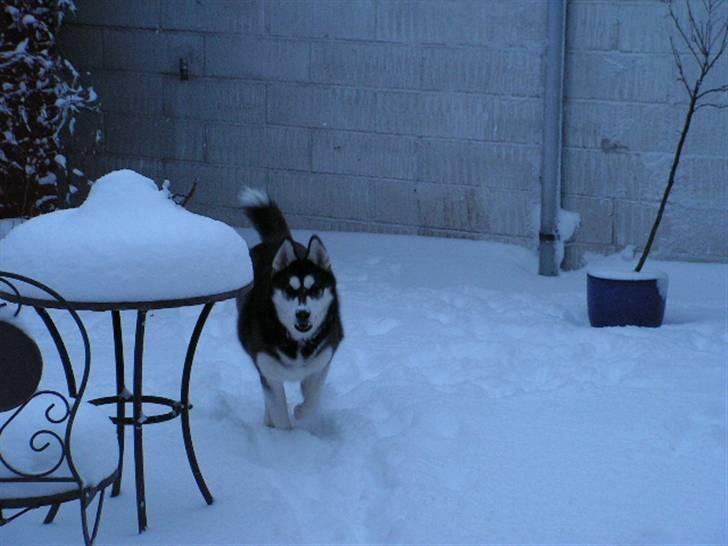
[0,284,251,312]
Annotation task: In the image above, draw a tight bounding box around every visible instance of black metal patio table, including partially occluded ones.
[0,285,251,534]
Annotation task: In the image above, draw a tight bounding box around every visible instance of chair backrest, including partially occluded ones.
[0,271,91,493]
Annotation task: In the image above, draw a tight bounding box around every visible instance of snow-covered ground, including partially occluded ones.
[3,230,727,545]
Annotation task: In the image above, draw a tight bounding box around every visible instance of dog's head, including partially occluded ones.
[271,235,336,341]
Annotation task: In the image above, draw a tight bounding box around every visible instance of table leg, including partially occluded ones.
[111,310,126,498]
[133,310,148,533]
[180,302,215,506]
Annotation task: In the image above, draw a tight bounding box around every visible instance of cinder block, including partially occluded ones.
[91,70,164,114]
[283,214,359,233]
[422,46,542,97]
[479,187,536,238]
[268,84,378,133]
[563,242,617,270]
[188,203,248,227]
[161,0,261,33]
[566,1,619,51]
[562,147,667,200]
[310,42,421,89]
[565,52,673,103]
[104,114,205,161]
[367,179,418,225]
[564,101,681,154]
[417,140,540,190]
[312,130,417,180]
[616,3,673,53]
[266,170,370,221]
[376,0,545,47]
[665,207,728,259]
[206,36,308,80]
[104,30,204,76]
[207,124,311,170]
[270,84,542,143]
[613,198,728,260]
[681,107,728,157]
[562,194,613,244]
[60,25,104,69]
[414,183,482,232]
[564,95,728,157]
[613,199,660,250]
[268,0,376,40]
[639,155,728,211]
[375,93,541,143]
[163,79,265,123]
[71,0,160,28]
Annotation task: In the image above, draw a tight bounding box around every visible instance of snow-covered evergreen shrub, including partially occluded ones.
[0,0,96,219]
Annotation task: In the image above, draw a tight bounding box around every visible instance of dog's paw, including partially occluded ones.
[294,403,313,420]
[265,412,293,429]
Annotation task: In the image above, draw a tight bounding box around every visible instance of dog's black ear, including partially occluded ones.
[306,235,331,270]
[272,238,297,273]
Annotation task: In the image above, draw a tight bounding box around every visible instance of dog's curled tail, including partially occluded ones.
[238,186,291,244]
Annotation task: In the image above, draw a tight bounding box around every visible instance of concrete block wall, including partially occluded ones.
[61,0,727,265]
[563,0,728,265]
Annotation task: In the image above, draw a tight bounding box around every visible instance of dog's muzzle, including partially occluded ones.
[295,310,312,333]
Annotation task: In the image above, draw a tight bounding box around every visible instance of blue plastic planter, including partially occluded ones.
[587,268,668,328]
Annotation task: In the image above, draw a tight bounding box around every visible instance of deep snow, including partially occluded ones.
[2,230,726,545]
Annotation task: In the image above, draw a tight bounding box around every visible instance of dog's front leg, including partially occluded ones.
[294,363,330,420]
[263,379,291,429]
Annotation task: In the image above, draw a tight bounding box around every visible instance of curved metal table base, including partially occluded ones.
[0,286,251,535]
[89,301,221,533]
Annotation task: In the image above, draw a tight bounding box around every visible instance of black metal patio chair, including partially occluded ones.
[0,272,119,546]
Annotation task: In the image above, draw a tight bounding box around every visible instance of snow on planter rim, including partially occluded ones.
[587,266,668,282]
[0,170,252,303]
[587,267,669,300]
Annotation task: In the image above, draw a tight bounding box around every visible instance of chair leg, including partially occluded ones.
[80,488,106,546]
[43,503,61,524]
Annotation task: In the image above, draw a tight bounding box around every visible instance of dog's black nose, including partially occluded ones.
[296,310,310,322]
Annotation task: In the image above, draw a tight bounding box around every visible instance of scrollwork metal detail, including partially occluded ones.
[0,391,72,479]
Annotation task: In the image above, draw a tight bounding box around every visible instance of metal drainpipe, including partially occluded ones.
[538,0,567,276]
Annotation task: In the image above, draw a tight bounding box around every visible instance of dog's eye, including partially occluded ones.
[309,286,322,299]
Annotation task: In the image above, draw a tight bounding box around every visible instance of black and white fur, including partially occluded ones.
[237,188,343,429]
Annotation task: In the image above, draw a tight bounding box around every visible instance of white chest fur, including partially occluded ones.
[256,346,333,383]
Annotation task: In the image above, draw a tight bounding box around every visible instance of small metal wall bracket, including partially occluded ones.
[179,58,189,81]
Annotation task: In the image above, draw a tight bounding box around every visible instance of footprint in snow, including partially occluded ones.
[364,318,401,336]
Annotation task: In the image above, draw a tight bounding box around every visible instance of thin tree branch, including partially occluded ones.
[705,21,728,72]
[666,0,704,65]
[696,101,728,109]
[671,37,693,94]
[686,0,708,58]
[697,84,728,98]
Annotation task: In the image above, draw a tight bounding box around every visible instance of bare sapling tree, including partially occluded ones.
[635,0,728,272]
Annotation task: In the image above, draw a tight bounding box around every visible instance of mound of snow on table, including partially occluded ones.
[0,170,251,302]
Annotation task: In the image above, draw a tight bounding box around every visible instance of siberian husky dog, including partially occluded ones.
[237,188,343,429]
